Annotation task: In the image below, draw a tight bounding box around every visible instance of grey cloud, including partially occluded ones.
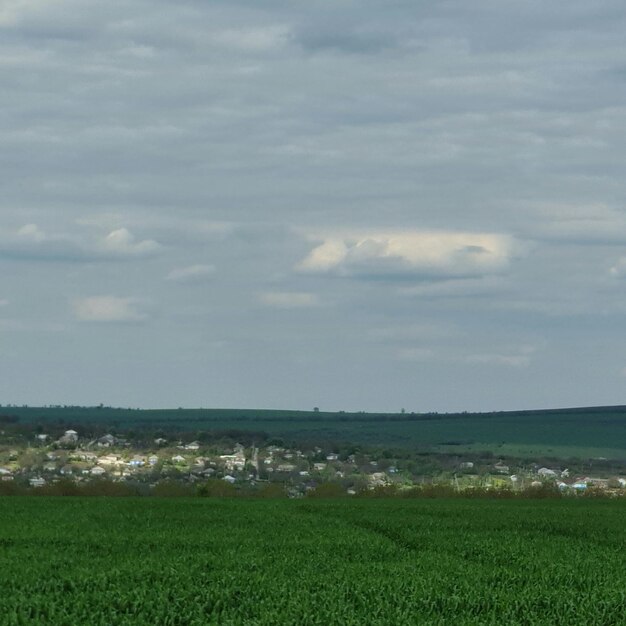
[2,0,626,411]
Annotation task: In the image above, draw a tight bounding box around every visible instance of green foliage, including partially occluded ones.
[0,498,624,624]
[306,482,345,498]
[196,479,238,497]
[6,404,626,458]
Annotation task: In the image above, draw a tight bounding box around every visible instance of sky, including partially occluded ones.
[1,0,626,412]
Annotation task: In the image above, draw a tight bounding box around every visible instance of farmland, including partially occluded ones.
[5,404,626,459]
[1,497,625,624]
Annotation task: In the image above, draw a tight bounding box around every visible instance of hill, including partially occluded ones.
[2,404,626,459]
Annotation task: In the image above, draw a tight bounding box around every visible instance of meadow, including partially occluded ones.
[5,404,626,458]
[0,497,624,624]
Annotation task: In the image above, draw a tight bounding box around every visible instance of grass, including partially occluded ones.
[0,497,625,624]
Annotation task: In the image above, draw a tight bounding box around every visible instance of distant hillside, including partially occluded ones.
[2,404,626,459]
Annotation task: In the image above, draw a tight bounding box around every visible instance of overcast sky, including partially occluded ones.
[2,0,626,412]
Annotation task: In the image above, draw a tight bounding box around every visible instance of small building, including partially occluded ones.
[91,466,106,476]
[29,477,46,488]
[59,430,78,445]
[171,455,186,464]
[98,454,122,466]
[277,464,296,473]
[538,468,557,478]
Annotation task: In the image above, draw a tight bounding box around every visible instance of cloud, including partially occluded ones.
[259,291,320,308]
[0,224,160,261]
[398,276,506,298]
[165,264,216,283]
[297,230,518,279]
[463,352,532,368]
[96,228,160,258]
[212,26,291,52]
[72,296,147,322]
[295,22,398,55]
[397,344,537,368]
[609,257,626,278]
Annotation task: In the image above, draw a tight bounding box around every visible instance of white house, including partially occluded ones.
[538,468,557,478]
[91,466,106,476]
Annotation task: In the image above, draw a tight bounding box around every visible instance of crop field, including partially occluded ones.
[5,404,626,458]
[0,498,625,625]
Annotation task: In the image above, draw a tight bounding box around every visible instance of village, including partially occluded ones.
[0,426,625,496]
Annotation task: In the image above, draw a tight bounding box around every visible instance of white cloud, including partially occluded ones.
[96,228,160,258]
[297,230,518,279]
[0,224,160,261]
[609,257,626,278]
[72,296,147,323]
[165,264,216,283]
[259,291,320,308]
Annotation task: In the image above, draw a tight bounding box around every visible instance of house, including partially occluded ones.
[223,475,236,484]
[148,455,159,466]
[493,463,509,474]
[29,477,46,488]
[96,434,117,448]
[368,472,388,487]
[538,468,557,478]
[43,463,57,472]
[91,466,106,476]
[171,455,186,464]
[313,463,327,472]
[184,441,200,451]
[0,468,12,477]
[326,453,339,461]
[98,454,122,466]
[220,446,246,471]
[459,462,474,470]
[36,434,49,442]
[59,430,78,445]
[277,464,296,473]
[154,438,167,446]
[128,457,145,468]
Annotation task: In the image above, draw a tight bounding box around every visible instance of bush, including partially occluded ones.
[306,482,345,498]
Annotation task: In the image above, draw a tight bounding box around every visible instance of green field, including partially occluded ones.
[5,404,626,458]
[1,497,625,624]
